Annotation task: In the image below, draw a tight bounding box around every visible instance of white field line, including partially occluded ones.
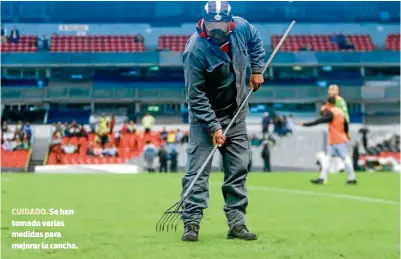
[209,182,400,205]
[247,185,400,205]
[153,177,399,205]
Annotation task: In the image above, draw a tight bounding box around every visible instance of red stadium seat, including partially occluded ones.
[1,149,31,169]
[49,35,145,53]
[45,130,187,166]
[158,35,191,52]
[271,34,375,52]
[385,34,400,51]
[0,35,38,53]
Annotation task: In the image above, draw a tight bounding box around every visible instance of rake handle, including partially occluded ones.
[180,20,296,205]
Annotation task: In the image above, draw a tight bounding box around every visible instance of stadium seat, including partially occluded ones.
[158,35,191,52]
[1,149,31,169]
[0,35,38,53]
[385,34,400,51]
[271,34,375,52]
[50,35,145,53]
[46,131,168,165]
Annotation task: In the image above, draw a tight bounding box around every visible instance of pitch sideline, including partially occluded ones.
[151,175,399,205]
[207,182,399,205]
[241,185,399,205]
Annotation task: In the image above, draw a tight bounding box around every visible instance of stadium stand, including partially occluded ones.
[271,34,375,52]
[1,149,31,169]
[1,1,400,173]
[159,34,377,52]
[385,34,400,51]
[1,120,33,172]
[0,35,38,53]
[158,35,190,52]
[46,131,162,165]
[50,35,145,53]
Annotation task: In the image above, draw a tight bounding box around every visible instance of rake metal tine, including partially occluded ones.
[161,212,174,232]
[156,214,163,232]
[156,201,181,232]
[160,209,177,232]
[162,210,176,232]
[156,212,169,232]
[168,211,181,232]
[172,211,182,232]
[166,213,176,232]
[166,201,183,232]
[168,202,183,232]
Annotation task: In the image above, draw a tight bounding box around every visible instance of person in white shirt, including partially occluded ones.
[3,132,14,142]
[176,129,185,144]
[89,113,97,133]
[143,141,158,172]
[2,139,15,151]
[103,145,118,156]
[62,141,78,154]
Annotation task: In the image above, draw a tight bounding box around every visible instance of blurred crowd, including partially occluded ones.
[1,25,49,50]
[143,126,188,173]
[47,112,189,166]
[49,115,120,163]
[49,121,88,163]
[261,112,294,138]
[1,121,32,151]
[1,25,20,45]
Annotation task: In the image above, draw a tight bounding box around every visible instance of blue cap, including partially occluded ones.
[202,1,233,22]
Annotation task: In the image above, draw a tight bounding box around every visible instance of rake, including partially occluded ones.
[156,20,296,233]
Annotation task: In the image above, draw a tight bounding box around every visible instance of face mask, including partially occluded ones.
[204,21,230,44]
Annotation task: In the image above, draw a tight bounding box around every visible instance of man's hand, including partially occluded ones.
[249,73,264,92]
[299,122,305,126]
[213,129,226,146]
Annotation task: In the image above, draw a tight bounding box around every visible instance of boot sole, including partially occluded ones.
[227,235,257,241]
[181,235,199,242]
[181,238,198,242]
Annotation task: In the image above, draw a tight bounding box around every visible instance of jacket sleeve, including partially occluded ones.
[303,111,333,127]
[245,21,266,74]
[183,52,222,135]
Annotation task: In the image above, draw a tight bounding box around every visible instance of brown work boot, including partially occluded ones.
[227,225,257,240]
[181,224,199,242]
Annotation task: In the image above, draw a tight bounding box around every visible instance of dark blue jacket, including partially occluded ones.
[183,16,266,135]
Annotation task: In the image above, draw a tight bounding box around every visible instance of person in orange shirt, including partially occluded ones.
[301,96,357,185]
[321,84,350,122]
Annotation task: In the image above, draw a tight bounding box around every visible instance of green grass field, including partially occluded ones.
[1,172,400,259]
